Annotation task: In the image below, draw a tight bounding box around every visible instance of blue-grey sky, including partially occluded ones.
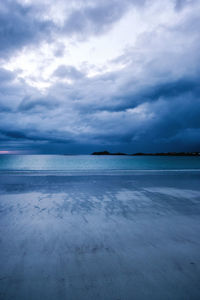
[0,0,200,154]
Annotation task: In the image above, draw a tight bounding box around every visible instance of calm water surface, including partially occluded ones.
[0,155,200,171]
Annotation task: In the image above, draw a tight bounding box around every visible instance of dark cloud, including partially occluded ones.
[60,0,148,38]
[174,0,196,11]
[63,1,127,37]
[0,68,36,112]
[136,77,200,102]
[0,0,146,58]
[0,0,192,60]
[0,1,54,57]
[53,65,84,80]
[0,68,15,81]
[53,43,66,57]
[18,96,59,112]
[0,0,200,153]
[1,67,200,153]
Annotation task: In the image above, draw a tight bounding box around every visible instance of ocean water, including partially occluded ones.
[0,154,200,171]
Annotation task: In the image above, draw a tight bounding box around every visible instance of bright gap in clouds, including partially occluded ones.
[2,1,178,91]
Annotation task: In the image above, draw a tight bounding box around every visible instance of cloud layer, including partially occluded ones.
[0,0,200,153]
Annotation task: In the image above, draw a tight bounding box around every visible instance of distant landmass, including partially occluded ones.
[92,151,126,156]
[92,151,200,156]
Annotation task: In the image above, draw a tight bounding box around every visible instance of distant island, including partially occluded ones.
[92,151,200,156]
[92,151,127,156]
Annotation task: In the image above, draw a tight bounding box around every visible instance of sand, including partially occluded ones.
[0,171,200,300]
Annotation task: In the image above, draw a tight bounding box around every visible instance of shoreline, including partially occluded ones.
[0,169,200,175]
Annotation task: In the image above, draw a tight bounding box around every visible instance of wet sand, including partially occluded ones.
[0,171,200,300]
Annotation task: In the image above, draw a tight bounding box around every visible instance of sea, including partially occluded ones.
[0,154,200,171]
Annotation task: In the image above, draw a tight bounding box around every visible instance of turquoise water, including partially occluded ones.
[0,155,200,171]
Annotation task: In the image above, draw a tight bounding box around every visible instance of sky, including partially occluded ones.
[0,0,200,154]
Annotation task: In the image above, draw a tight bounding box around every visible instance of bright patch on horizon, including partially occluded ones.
[0,151,13,154]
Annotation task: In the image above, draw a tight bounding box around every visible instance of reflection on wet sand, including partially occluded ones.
[0,171,200,299]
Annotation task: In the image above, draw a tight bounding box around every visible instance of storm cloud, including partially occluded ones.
[0,0,200,153]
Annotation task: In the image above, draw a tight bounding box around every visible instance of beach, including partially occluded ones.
[0,170,200,299]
